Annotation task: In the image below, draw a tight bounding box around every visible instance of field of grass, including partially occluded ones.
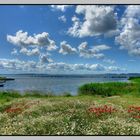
[0,77,140,135]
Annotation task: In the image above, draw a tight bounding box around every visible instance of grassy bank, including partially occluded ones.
[0,77,140,135]
[78,77,140,97]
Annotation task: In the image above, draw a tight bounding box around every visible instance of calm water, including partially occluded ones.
[0,74,128,95]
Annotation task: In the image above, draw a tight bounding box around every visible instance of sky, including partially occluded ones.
[0,5,140,74]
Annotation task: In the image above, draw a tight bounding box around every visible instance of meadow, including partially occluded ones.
[0,77,140,135]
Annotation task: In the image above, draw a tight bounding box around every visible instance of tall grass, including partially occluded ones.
[0,91,54,100]
[129,76,140,80]
[78,82,137,96]
[0,91,72,101]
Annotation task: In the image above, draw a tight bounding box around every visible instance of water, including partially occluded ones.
[0,74,128,95]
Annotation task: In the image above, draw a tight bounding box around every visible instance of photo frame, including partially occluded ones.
[0,0,140,140]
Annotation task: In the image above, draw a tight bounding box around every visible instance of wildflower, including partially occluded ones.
[5,107,22,113]
[128,105,140,119]
[133,116,140,119]
[87,105,117,116]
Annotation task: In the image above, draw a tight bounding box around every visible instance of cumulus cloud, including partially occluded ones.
[68,5,118,37]
[39,53,53,64]
[0,59,37,72]
[115,5,140,56]
[124,5,140,19]
[51,5,72,12]
[58,15,67,23]
[67,16,81,37]
[46,62,124,72]
[47,63,106,71]
[7,30,56,64]
[47,62,72,71]
[7,30,57,51]
[78,42,110,59]
[20,47,40,56]
[59,41,77,55]
[89,64,105,71]
[0,58,124,73]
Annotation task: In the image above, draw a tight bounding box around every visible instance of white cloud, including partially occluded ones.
[103,58,115,64]
[107,66,125,72]
[46,63,104,71]
[20,47,40,56]
[7,30,57,51]
[115,6,140,56]
[78,42,110,59]
[47,62,72,71]
[124,5,140,19]
[91,45,111,53]
[46,62,124,72]
[67,16,81,37]
[11,48,18,55]
[0,58,124,73]
[7,31,56,64]
[104,29,121,37]
[89,64,105,71]
[0,59,37,72]
[58,15,67,23]
[68,5,118,37]
[39,53,53,64]
[35,32,57,51]
[59,41,77,55]
[51,5,72,12]
[72,63,104,71]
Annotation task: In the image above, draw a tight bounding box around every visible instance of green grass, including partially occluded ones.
[1,95,140,135]
[0,77,140,135]
[129,76,140,80]
[78,82,136,96]
[78,77,140,97]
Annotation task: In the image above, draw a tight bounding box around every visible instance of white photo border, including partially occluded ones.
[0,1,140,140]
[0,0,139,4]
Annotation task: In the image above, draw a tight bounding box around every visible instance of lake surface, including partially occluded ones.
[0,74,129,95]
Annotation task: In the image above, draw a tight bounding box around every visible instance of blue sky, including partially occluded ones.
[0,5,140,74]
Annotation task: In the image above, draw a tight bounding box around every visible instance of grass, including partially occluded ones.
[78,77,140,97]
[0,77,140,135]
[78,82,136,96]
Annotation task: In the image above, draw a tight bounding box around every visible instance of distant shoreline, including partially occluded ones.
[1,73,140,78]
